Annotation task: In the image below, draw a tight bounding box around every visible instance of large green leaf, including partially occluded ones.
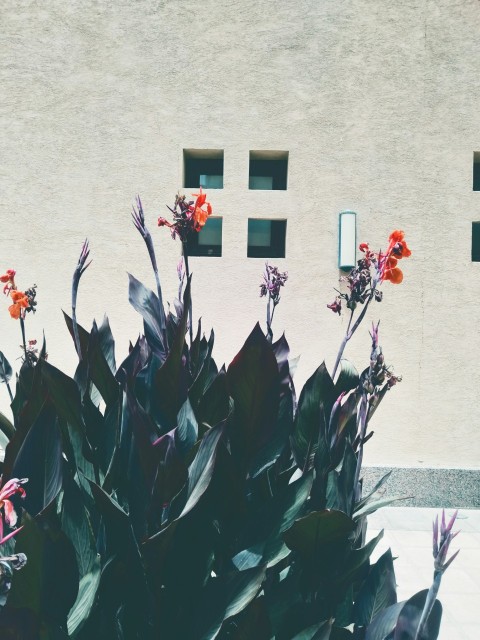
[291,363,335,471]
[337,530,384,588]
[61,474,97,577]
[365,601,405,640]
[291,620,333,640]
[354,471,393,514]
[12,404,63,516]
[194,566,267,640]
[333,360,359,398]
[87,321,120,406]
[152,278,191,427]
[128,273,166,357]
[217,596,272,640]
[176,397,198,457]
[180,421,225,517]
[195,367,230,429]
[7,512,79,630]
[284,510,355,558]
[354,549,397,627]
[232,471,313,570]
[226,323,280,463]
[67,556,101,638]
[393,590,442,640]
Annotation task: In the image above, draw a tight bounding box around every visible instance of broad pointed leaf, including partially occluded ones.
[354,549,397,627]
[128,273,166,356]
[0,351,13,386]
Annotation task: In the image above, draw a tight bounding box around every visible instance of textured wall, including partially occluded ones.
[1,0,480,468]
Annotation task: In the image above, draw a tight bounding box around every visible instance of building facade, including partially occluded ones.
[1,0,480,483]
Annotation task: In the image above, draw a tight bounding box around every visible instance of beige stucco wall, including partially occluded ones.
[1,0,479,469]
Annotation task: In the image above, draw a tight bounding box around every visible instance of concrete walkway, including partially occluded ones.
[368,507,480,640]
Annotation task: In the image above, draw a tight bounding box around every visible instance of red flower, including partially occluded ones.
[0,269,16,294]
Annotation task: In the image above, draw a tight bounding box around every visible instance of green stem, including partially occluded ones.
[19,317,29,365]
[182,243,194,347]
[415,571,442,640]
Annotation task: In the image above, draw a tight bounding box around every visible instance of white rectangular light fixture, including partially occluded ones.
[338,211,357,270]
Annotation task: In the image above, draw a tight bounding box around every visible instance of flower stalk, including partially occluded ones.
[72,240,91,360]
[415,510,460,640]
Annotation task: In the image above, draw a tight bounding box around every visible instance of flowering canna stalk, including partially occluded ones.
[414,510,460,640]
[1,269,38,364]
[158,188,214,345]
[259,263,288,342]
[328,230,412,378]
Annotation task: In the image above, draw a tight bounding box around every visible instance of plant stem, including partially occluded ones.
[266,297,273,343]
[332,308,354,379]
[5,381,13,404]
[414,571,442,640]
[19,317,29,365]
[182,242,194,347]
[352,392,368,510]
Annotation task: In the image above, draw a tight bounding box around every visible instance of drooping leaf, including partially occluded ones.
[354,549,397,627]
[128,273,166,357]
[12,404,63,516]
[291,363,335,471]
[291,619,333,640]
[226,323,280,464]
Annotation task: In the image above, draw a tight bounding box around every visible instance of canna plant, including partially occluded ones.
[0,192,458,640]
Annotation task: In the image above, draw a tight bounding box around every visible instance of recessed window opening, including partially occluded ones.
[186,217,223,257]
[474,152,480,191]
[184,149,224,189]
[247,219,287,258]
[472,222,480,261]
[249,150,288,190]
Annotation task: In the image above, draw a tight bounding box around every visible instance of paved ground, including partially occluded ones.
[367,507,480,640]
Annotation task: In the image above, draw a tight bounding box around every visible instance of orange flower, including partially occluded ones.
[191,187,213,231]
[8,290,29,319]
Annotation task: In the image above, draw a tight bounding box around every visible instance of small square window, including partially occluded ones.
[186,217,223,257]
[247,219,286,258]
[249,151,288,190]
[474,152,480,191]
[184,149,224,189]
[472,222,480,261]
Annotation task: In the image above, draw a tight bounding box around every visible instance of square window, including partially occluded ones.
[472,222,480,261]
[247,219,286,258]
[474,152,480,191]
[249,151,288,190]
[186,217,222,257]
[184,149,224,189]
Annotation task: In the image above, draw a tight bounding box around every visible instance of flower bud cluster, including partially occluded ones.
[259,264,288,306]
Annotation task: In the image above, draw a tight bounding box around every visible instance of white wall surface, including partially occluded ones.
[1,0,480,468]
